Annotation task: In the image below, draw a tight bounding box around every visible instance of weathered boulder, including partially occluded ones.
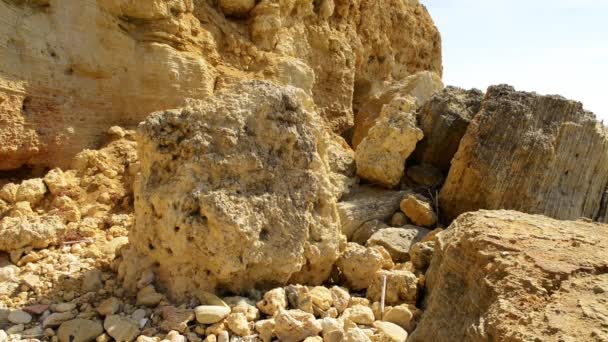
[120,81,344,298]
[410,210,608,342]
[399,195,437,227]
[0,0,441,170]
[351,220,389,245]
[0,216,66,252]
[440,85,608,222]
[355,96,423,188]
[337,186,406,239]
[412,86,484,171]
[352,71,443,148]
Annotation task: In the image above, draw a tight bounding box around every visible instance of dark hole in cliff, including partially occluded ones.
[187,236,194,243]
[148,242,155,250]
[259,228,269,241]
[174,226,180,233]
[65,67,73,75]
[564,170,569,176]
[166,248,173,255]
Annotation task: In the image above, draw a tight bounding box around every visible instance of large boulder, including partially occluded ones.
[440,85,608,222]
[412,86,484,171]
[0,0,441,170]
[410,210,608,342]
[120,81,344,299]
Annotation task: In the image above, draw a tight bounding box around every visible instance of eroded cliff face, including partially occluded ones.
[0,0,441,170]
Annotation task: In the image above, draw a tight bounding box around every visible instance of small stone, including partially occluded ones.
[131,309,147,322]
[194,306,231,324]
[285,285,313,313]
[43,311,76,327]
[135,335,159,342]
[399,195,436,227]
[57,319,104,342]
[218,331,229,342]
[254,319,275,342]
[373,321,408,342]
[336,243,393,290]
[344,328,371,342]
[367,226,429,262]
[52,303,77,313]
[320,317,344,342]
[224,297,259,321]
[22,325,43,337]
[16,178,47,206]
[136,285,164,307]
[160,306,194,333]
[22,304,49,315]
[202,334,217,342]
[165,330,187,342]
[303,337,323,342]
[310,286,333,311]
[97,297,122,316]
[256,288,287,316]
[389,212,409,227]
[351,220,389,245]
[330,286,350,314]
[104,315,140,342]
[6,324,24,334]
[274,309,322,342]
[383,305,416,332]
[367,270,418,306]
[82,269,104,293]
[341,305,374,325]
[348,297,370,308]
[225,313,250,336]
[409,241,435,270]
[96,333,111,342]
[8,310,32,324]
[0,330,7,342]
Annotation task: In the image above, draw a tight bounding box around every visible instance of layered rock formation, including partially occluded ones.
[440,85,608,222]
[120,81,344,299]
[0,0,441,170]
[411,210,608,342]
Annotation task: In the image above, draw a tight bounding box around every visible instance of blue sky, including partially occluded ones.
[422,0,608,122]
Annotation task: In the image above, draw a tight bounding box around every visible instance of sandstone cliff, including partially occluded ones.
[0,0,441,171]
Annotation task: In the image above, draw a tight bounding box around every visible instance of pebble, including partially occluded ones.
[6,324,24,334]
[104,315,140,342]
[342,305,374,325]
[373,321,408,342]
[57,318,104,342]
[136,285,164,307]
[225,313,250,336]
[8,310,32,324]
[97,297,122,316]
[43,311,76,327]
[52,303,77,313]
[22,304,50,315]
[194,306,231,324]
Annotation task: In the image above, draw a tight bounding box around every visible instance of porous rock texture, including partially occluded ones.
[410,210,608,342]
[440,85,608,222]
[119,80,345,299]
[0,0,441,171]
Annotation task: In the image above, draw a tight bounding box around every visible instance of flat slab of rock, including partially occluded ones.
[439,85,608,222]
[58,319,103,342]
[338,186,406,239]
[104,315,140,342]
[367,226,429,262]
[410,210,608,342]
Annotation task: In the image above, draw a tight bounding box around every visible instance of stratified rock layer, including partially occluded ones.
[413,86,484,171]
[121,81,344,299]
[410,210,608,342]
[440,85,608,222]
[0,0,441,170]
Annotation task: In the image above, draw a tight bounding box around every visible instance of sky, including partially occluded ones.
[421,0,608,123]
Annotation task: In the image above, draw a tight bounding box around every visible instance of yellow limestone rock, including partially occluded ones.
[355,96,423,188]
[0,0,441,170]
[120,81,344,299]
[410,210,608,342]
